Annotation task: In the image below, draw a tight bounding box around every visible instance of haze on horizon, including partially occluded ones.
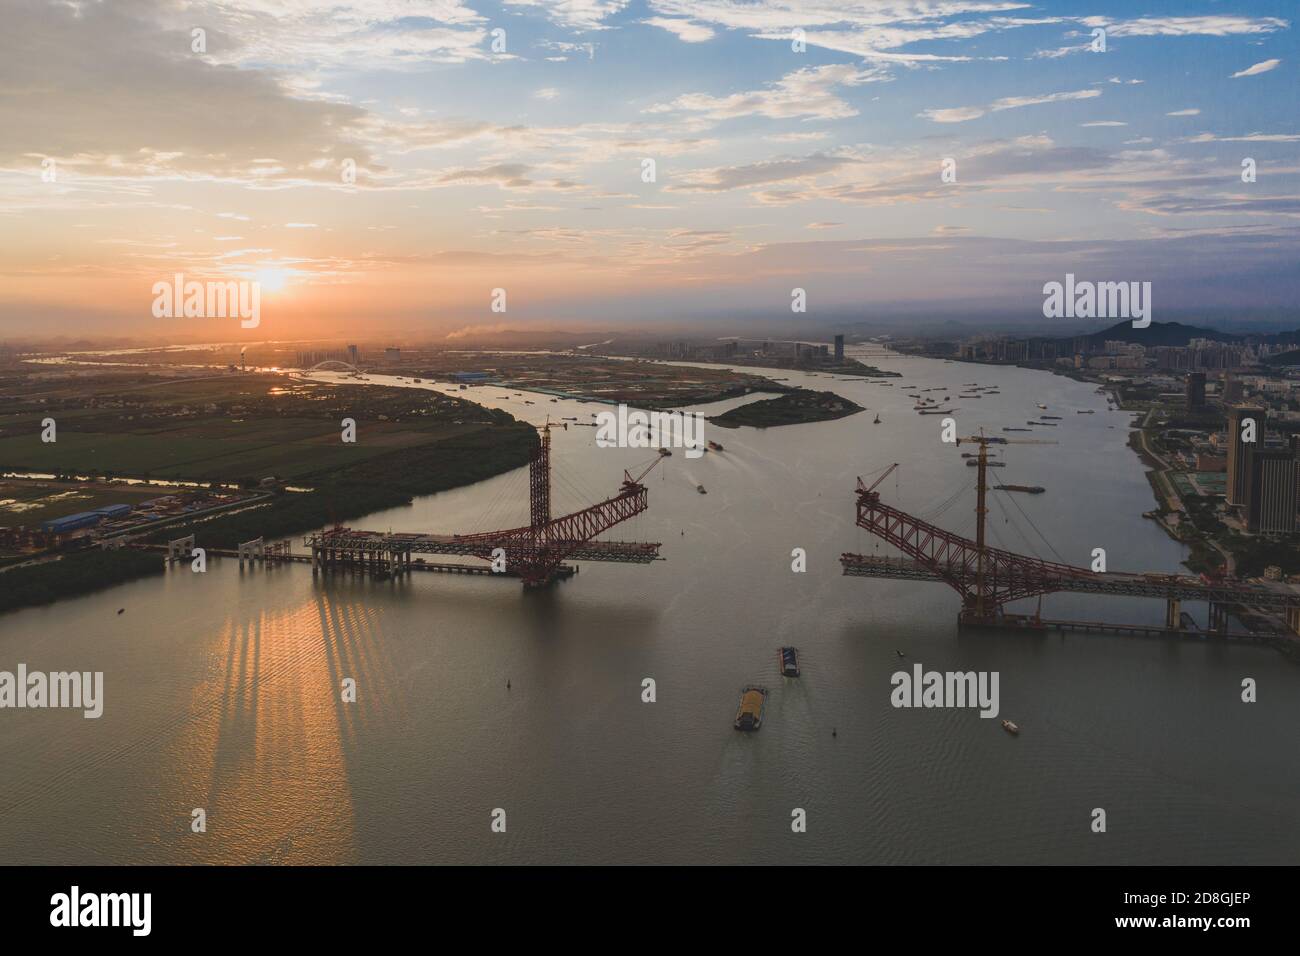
[1,0,1297,342]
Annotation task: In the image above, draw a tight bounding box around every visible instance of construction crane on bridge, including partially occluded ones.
[840,431,1300,638]
[306,420,665,588]
[958,432,1057,621]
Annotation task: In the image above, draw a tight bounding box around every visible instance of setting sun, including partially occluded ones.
[255,268,289,293]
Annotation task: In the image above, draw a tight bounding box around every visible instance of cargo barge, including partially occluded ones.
[734,686,767,731]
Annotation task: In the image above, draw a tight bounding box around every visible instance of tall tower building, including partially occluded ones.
[1245,448,1298,533]
[1226,404,1265,507]
[834,334,844,361]
[1185,371,1206,411]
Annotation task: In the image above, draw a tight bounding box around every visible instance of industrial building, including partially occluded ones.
[40,503,134,535]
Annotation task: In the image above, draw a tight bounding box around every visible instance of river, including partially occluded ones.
[2,351,1298,864]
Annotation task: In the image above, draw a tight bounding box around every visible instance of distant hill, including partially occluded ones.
[1078,320,1236,348]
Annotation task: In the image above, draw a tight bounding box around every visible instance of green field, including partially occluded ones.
[0,421,488,481]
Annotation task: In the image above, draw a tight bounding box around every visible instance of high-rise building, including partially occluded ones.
[834,335,844,361]
[347,344,359,365]
[1245,448,1298,533]
[1226,405,1266,506]
[1222,373,1243,404]
[1185,371,1206,410]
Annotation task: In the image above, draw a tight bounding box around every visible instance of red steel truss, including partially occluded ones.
[309,423,662,587]
[845,475,1093,614]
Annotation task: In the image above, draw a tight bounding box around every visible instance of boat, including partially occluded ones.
[873,414,881,424]
[1077,409,1095,414]
[1041,415,1062,420]
[1001,720,1020,735]
[1036,403,1047,410]
[697,484,707,494]
[919,408,953,415]
[995,484,1045,494]
[658,448,672,457]
[413,378,422,383]
[1027,420,1057,426]
[778,647,800,678]
[734,686,767,731]
[708,441,724,451]
[1003,427,1031,432]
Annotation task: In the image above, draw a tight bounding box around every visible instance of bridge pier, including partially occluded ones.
[1165,598,1181,629]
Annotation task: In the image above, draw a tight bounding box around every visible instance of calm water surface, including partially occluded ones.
[2,353,1298,864]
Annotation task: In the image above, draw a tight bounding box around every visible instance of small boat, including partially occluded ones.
[658,448,672,457]
[413,378,422,383]
[697,484,707,494]
[1036,403,1047,410]
[1003,427,1031,432]
[1027,420,1057,427]
[895,649,905,658]
[708,441,724,451]
[117,608,125,615]
[1077,409,1095,414]
[873,414,881,424]
[734,686,767,731]
[778,647,800,678]
[1001,720,1020,735]
[1041,415,1062,420]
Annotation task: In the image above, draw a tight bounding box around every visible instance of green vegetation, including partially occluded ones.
[0,549,161,615]
[708,389,864,429]
[0,372,515,484]
[0,369,540,615]
[145,422,536,549]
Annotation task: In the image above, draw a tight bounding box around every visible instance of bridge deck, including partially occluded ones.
[306,531,661,564]
[840,553,1300,610]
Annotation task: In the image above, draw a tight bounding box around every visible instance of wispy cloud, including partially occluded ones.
[1231,59,1282,78]
[919,89,1100,123]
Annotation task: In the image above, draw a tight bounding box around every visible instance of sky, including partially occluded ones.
[0,0,1297,341]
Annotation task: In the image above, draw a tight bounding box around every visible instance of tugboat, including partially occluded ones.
[1001,720,1020,736]
[734,686,767,731]
[708,440,724,452]
[697,484,707,494]
[778,647,800,678]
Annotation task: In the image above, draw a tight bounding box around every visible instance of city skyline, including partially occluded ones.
[1,0,1297,338]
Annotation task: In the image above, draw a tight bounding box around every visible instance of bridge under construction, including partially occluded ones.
[841,433,1300,640]
[305,423,662,587]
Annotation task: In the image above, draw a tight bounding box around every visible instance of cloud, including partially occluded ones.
[643,17,715,43]
[647,63,889,122]
[1088,16,1288,38]
[505,0,631,31]
[1081,121,1127,127]
[668,152,859,192]
[1166,108,1200,116]
[919,88,1100,123]
[1231,59,1282,79]
[0,0,383,183]
[534,88,560,100]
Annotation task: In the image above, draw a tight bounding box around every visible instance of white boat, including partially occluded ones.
[1001,720,1020,735]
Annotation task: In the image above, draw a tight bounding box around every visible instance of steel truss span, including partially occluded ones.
[306,424,662,587]
[840,440,1300,630]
